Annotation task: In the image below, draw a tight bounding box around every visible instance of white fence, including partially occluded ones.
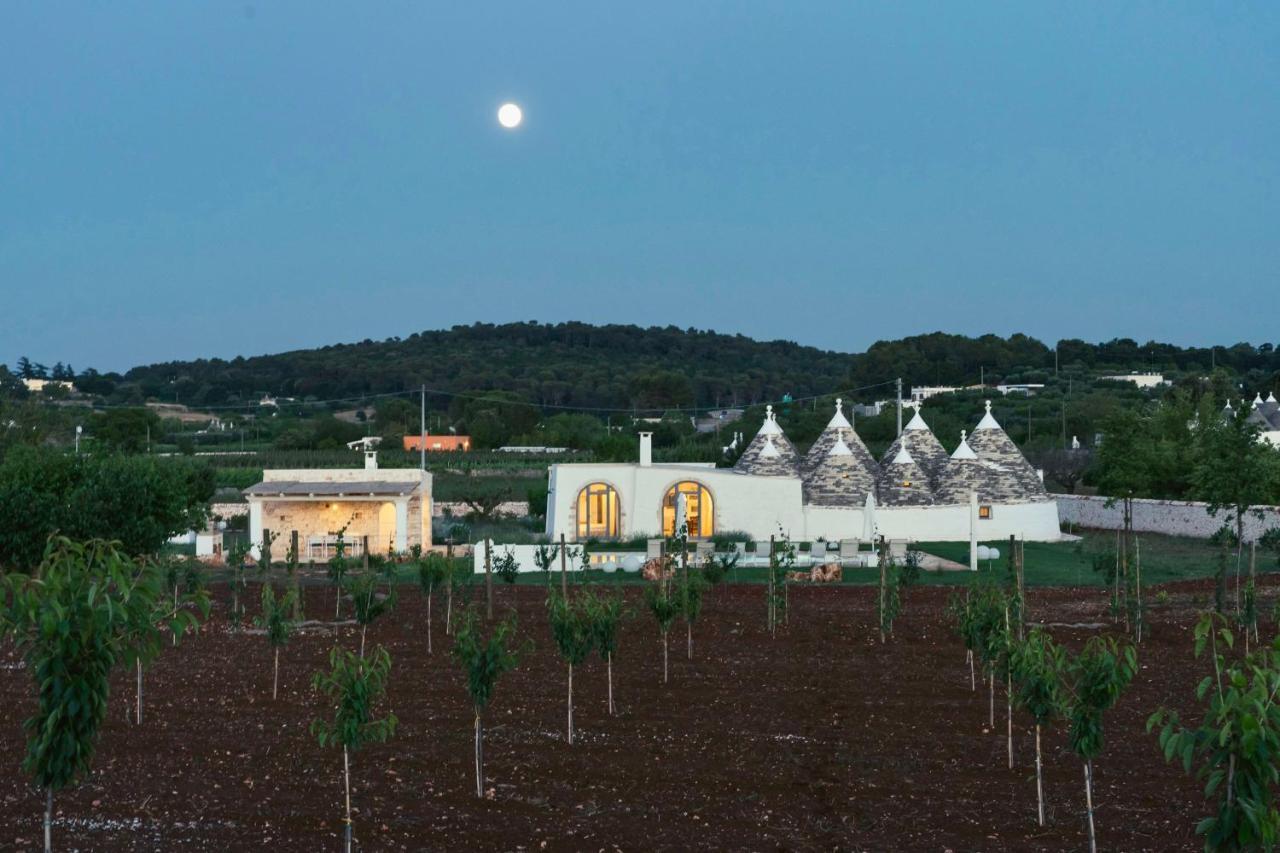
[1056,494,1280,540]
[471,541,645,575]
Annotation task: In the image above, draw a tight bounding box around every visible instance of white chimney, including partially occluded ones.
[365,449,378,470]
[639,432,653,467]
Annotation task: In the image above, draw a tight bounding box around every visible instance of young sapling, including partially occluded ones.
[1063,636,1137,853]
[311,645,397,853]
[451,607,524,798]
[417,549,447,654]
[547,589,596,743]
[255,584,298,699]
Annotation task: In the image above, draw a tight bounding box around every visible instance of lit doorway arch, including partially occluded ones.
[661,481,714,539]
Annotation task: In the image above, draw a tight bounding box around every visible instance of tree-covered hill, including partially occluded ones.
[11,322,1280,414]
[119,323,856,411]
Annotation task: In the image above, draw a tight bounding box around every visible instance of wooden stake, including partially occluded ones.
[1035,724,1045,826]
[484,538,493,620]
[1084,760,1097,853]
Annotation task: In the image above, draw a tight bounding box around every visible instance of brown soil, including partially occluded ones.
[0,577,1246,851]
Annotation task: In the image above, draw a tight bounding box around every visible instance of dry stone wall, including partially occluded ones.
[1056,494,1280,541]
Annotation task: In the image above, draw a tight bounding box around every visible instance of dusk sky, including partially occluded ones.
[2,3,1277,373]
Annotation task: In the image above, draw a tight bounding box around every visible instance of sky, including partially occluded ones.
[2,3,1277,373]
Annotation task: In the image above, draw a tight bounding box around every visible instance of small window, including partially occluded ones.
[979,505,992,520]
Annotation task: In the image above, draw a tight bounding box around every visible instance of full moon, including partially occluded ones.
[497,102,523,129]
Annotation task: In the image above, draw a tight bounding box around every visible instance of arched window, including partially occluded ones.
[661,481,715,539]
[576,482,620,539]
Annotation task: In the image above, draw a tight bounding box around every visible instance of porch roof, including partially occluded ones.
[244,480,420,499]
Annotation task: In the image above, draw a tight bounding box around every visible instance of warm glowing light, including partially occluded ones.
[497,102,523,129]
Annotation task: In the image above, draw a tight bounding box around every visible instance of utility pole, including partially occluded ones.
[420,383,426,472]
[896,378,903,437]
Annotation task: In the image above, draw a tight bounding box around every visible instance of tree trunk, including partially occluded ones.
[360,625,367,659]
[273,648,280,700]
[484,538,493,620]
[474,709,484,798]
[136,658,143,725]
[687,621,693,660]
[567,663,574,744]
[1235,514,1244,615]
[1035,723,1045,826]
[343,745,352,853]
[968,650,975,691]
[1083,760,1097,853]
[607,652,614,715]
[989,673,994,728]
[662,631,669,684]
[335,583,340,620]
[1006,674,1013,769]
[44,787,51,853]
[446,583,453,635]
[427,590,433,654]
[560,533,567,597]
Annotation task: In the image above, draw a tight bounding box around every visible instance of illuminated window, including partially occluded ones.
[661,481,715,539]
[576,482,619,539]
[979,505,992,520]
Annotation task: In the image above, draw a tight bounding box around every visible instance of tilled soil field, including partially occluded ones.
[0,576,1249,851]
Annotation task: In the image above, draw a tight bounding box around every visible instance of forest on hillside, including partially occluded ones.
[13,323,1280,414]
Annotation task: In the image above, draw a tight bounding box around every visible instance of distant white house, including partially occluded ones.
[22,378,73,393]
[243,438,431,559]
[545,399,1062,544]
[995,383,1046,396]
[1100,373,1169,389]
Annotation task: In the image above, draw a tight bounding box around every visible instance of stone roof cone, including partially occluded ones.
[802,425,878,507]
[802,398,879,490]
[936,429,1003,505]
[734,404,800,477]
[875,445,934,507]
[878,409,949,487]
[964,400,1047,501]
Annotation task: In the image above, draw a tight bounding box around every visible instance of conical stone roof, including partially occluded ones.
[879,410,949,487]
[964,401,1047,502]
[935,430,1015,505]
[802,427,878,507]
[734,405,800,477]
[875,446,934,506]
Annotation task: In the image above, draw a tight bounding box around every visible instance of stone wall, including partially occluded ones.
[1056,494,1280,540]
[433,501,530,518]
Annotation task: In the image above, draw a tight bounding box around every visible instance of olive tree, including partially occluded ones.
[311,645,397,853]
[451,607,524,798]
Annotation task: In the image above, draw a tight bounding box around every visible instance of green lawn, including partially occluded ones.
[915,530,1272,588]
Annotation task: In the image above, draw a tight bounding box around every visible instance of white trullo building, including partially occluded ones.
[544,400,1062,543]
